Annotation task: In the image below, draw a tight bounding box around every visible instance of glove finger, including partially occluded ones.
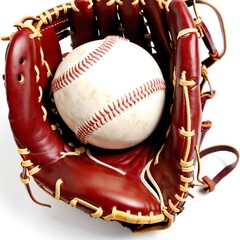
[117,0,149,48]
[149,0,201,217]
[5,28,70,166]
[71,0,98,48]
[94,0,122,38]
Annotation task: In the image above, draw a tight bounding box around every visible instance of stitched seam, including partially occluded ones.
[51,36,128,92]
[76,78,166,144]
[40,18,70,34]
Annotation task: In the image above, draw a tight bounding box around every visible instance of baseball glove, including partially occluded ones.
[2,0,239,233]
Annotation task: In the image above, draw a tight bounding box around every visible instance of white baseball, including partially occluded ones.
[51,36,166,150]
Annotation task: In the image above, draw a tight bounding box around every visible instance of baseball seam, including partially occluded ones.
[51,36,129,93]
[77,78,166,144]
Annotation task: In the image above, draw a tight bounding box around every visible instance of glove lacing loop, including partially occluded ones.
[19,148,51,208]
[70,198,104,218]
[191,0,205,38]
[156,0,172,12]
[60,146,86,158]
[14,17,42,38]
[106,0,124,6]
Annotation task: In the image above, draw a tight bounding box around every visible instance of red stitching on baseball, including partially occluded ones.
[76,78,166,144]
[51,36,129,92]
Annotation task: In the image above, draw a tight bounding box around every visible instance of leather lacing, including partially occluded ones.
[2,2,79,40]
[164,71,197,221]
[5,0,239,230]
[193,145,239,192]
[156,0,172,11]
[19,148,51,208]
[17,143,239,223]
[18,145,167,225]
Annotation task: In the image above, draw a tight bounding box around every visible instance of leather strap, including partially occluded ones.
[196,145,239,192]
[186,0,227,68]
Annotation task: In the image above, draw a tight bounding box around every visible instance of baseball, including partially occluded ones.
[51,36,166,150]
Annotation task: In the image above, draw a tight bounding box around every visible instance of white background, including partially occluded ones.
[0,0,239,239]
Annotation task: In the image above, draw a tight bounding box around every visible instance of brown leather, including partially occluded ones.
[199,145,239,192]
[186,0,226,68]
[3,0,238,233]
